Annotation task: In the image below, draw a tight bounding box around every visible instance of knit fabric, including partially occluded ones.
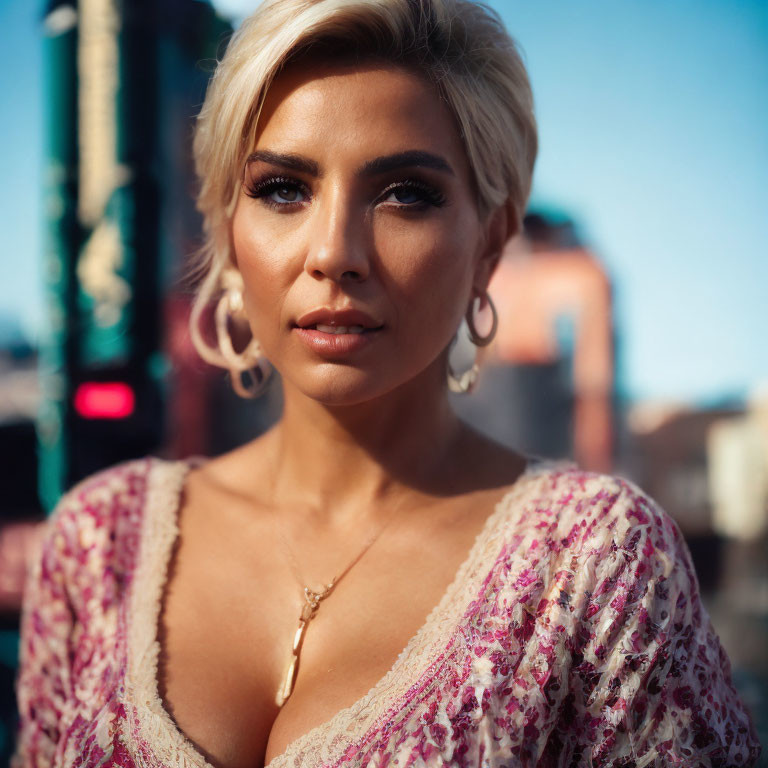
[11,455,761,767]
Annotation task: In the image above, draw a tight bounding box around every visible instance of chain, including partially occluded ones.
[274,499,407,595]
[273,494,411,707]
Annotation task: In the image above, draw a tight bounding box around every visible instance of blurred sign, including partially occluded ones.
[73,381,135,419]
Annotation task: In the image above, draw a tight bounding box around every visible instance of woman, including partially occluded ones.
[12,0,760,766]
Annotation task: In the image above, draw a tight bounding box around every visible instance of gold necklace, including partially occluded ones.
[274,500,407,707]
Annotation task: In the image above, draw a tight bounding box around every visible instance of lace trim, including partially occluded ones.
[120,456,561,768]
[273,460,559,768]
[122,458,211,768]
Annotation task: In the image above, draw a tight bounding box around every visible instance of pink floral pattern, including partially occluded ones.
[11,456,761,767]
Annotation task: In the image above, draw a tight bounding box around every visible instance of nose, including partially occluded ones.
[304,186,370,284]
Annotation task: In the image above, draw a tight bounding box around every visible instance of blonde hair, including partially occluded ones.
[190,0,538,381]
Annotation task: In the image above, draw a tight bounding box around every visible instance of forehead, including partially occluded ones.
[253,59,471,177]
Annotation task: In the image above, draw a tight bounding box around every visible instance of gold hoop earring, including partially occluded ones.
[214,284,272,399]
[446,290,498,394]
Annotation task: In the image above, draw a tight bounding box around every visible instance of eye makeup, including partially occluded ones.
[242,167,448,212]
[243,173,310,209]
[377,178,447,209]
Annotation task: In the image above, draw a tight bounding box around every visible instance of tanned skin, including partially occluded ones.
[158,60,527,768]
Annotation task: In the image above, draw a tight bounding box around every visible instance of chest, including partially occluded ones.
[152,502,499,768]
[58,526,575,768]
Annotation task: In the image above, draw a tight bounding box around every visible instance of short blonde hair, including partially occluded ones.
[190,0,538,374]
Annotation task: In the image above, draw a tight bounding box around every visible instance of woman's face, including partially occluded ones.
[230,59,504,405]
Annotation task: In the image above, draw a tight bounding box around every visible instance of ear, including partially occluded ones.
[472,199,518,297]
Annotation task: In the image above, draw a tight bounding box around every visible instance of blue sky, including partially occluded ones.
[1,0,766,403]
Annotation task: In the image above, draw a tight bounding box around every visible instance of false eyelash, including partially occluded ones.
[243,174,308,202]
[379,178,447,208]
[243,173,447,209]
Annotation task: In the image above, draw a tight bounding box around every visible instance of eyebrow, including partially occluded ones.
[245,149,455,178]
[246,150,320,176]
[359,150,455,177]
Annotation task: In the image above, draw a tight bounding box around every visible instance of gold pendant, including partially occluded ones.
[275,581,336,707]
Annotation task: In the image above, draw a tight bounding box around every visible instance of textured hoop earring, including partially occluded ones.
[446,290,498,394]
[466,291,498,347]
[214,284,272,399]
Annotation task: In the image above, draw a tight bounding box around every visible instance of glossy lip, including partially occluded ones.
[292,307,384,359]
[294,307,384,330]
[293,326,381,358]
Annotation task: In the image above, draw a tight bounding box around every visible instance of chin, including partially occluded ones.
[290,366,397,406]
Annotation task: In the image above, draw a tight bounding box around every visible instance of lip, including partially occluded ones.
[294,307,383,330]
[293,326,381,358]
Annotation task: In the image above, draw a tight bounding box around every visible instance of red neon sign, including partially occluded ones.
[74,382,135,419]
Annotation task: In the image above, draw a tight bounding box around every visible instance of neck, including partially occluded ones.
[262,359,465,518]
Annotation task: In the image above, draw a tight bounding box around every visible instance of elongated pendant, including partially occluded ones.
[275,621,306,706]
[275,581,336,707]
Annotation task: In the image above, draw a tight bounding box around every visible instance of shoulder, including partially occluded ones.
[524,467,762,765]
[520,461,690,586]
[44,456,155,547]
[534,461,681,543]
[35,456,180,612]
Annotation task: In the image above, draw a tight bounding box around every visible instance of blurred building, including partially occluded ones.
[624,390,768,533]
[624,400,742,537]
[38,0,231,508]
[708,389,768,542]
[0,1,233,760]
[623,389,768,597]
[0,344,41,768]
[0,344,44,608]
[450,212,616,473]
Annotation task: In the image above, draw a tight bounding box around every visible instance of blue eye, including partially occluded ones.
[386,187,422,204]
[244,174,309,208]
[380,180,446,209]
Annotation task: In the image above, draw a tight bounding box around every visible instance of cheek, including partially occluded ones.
[231,208,300,337]
[374,217,476,336]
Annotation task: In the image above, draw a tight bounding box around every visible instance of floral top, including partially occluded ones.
[11,456,761,768]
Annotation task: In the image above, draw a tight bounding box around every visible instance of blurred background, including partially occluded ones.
[0,0,766,762]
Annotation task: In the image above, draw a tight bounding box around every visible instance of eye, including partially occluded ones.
[243,173,309,209]
[268,183,304,204]
[388,187,422,204]
[379,179,446,209]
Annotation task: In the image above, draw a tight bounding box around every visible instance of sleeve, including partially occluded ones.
[556,478,761,768]
[10,499,77,768]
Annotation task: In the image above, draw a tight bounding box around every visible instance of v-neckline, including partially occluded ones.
[122,454,547,768]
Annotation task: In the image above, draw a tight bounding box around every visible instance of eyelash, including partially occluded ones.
[243,174,447,211]
[381,179,447,208]
[243,175,306,208]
